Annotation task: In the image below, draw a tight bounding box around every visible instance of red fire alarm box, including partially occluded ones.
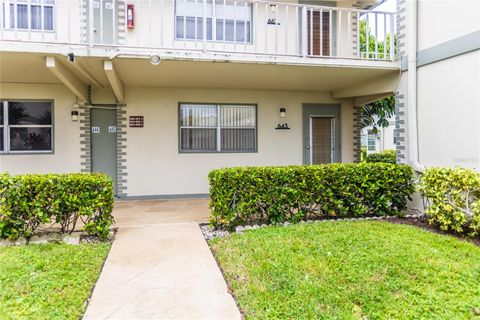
[127,4,135,30]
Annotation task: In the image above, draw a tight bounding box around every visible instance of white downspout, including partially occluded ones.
[407,0,425,172]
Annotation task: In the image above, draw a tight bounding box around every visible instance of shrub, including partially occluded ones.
[209,163,414,228]
[360,146,367,162]
[0,173,114,240]
[366,150,397,164]
[418,167,480,237]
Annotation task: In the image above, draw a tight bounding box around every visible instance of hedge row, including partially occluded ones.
[419,167,480,237]
[0,173,114,240]
[209,163,414,228]
[365,150,397,164]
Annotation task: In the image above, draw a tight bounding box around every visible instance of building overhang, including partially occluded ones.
[0,51,400,95]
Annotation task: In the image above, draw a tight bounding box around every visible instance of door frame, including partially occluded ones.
[89,105,118,196]
[302,104,341,165]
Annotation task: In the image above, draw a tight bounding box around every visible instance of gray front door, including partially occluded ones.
[87,0,117,44]
[303,104,341,165]
[91,108,117,194]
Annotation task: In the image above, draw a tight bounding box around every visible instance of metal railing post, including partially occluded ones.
[202,0,207,52]
[301,6,307,57]
[389,13,395,60]
[89,0,94,47]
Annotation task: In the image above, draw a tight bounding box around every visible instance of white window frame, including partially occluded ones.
[0,103,4,153]
[2,0,55,32]
[1,100,54,154]
[179,103,257,153]
[367,129,376,152]
[174,0,253,43]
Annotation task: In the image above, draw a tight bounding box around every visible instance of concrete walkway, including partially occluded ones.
[83,199,241,320]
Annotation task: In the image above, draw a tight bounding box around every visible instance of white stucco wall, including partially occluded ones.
[123,87,354,196]
[0,83,82,174]
[0,83,354,196]
[416,51,480,170]
[399,0,480,173]
[417,0,480,51]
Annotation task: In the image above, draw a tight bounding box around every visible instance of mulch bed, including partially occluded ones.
[385,217,480,247]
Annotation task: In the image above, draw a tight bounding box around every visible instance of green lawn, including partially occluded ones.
[0,243,111,320]
[210,221,480,320]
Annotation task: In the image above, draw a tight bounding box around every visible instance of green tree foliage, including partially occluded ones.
[359,19,396,130]
[361,95,396,131]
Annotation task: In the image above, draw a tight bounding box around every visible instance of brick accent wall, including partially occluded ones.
[116,106,128,197]
[394,92,407,164]
[79,106,92,173]
[353,106,362,162]
[394,0,407,164]
[396,0,406,57]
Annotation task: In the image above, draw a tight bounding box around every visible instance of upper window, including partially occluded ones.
[175,0,252,43]
[179,103,256,152]
[0,101,53,153]
[2,0,54,31]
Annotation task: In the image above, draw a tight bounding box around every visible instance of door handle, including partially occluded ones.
[306,145,310,150]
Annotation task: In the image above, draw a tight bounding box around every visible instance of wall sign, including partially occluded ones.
[129,116,144,128]
[92,126,100,134]
[267,18,280,25]
[108,126,117,133]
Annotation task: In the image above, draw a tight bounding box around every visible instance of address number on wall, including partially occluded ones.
[92,127,100,134]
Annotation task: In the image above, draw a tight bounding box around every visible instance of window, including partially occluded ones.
[2,0,54,31]
[0,101,53,153]
[367,129,376,151]
[179,104,256,152]
[175,0,252,43]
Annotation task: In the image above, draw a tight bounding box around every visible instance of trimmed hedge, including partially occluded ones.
[419,167,480,237]
[365,150,397,164]
[209,163,414,228]
[0,173,114,240]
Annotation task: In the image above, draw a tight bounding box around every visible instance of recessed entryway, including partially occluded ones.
[303,104,341,165]
[90,107,118,194]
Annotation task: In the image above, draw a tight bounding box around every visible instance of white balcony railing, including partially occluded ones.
[0,0,395,61]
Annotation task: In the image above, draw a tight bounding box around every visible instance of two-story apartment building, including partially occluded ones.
[0,0,398,198]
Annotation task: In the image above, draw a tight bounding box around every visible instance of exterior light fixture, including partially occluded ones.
[270,4,277,13]
[71,110,79,122]
[67,53,75,62]
[149,54,161,65]
[276,108,290,130]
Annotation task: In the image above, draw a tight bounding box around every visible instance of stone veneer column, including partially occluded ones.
[79,106,91,173]
[353,106,362,163]
[394,0,407,164]
[116,106,128,197]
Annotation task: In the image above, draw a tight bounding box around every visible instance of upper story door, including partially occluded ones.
[306,9,331,56]
[87,0,118,45]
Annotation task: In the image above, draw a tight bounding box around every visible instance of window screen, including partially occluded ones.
[180,104,256,152]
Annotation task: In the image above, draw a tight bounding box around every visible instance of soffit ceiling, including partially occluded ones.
[0,51,396,92]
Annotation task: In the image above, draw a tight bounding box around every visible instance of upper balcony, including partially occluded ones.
[0,0,396,67]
